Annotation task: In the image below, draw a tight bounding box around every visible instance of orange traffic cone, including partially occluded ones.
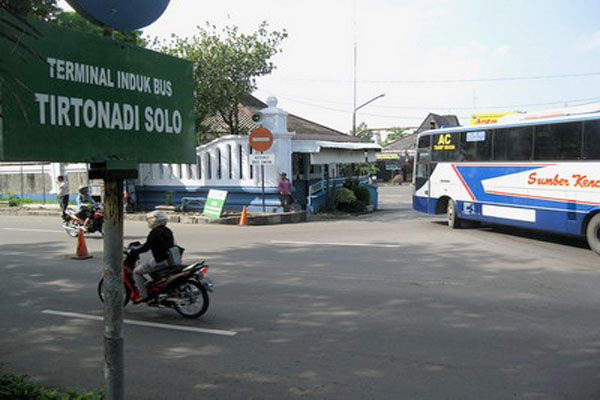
[239,206,249,226]
[72,228,92,260]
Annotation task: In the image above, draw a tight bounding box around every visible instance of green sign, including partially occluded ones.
[0,11,195,163]
[202,189,228,218]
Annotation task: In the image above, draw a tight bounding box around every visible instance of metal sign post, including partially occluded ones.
[91,162,137,400]
[249,128,274,213]
[102,177,124,400]
[261,155,266,212]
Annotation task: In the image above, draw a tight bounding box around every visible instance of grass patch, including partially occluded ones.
[0,372,103,400]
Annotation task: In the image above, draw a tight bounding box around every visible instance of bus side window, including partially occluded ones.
[418,135,431,148]
[460,130,491,161]
[432,133,459,162]
[494,127,533,161]
[534,122,581,160]
[583,120,600,160]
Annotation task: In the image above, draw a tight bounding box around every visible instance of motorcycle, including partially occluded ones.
[97,242,213,319]
[63,204,104,237]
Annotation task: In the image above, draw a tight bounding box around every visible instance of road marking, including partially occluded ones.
[42,310,237,337]
[4,228,64,233]
[271,240,401,248]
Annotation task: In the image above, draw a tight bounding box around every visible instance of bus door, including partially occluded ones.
[414,135,434,212]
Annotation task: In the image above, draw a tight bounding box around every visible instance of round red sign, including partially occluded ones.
[249,128,274,152]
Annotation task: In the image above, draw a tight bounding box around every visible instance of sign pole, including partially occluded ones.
[92,162,137,400]
[248,128,274,213]
[261,155,265,212]
[103,176,124,400]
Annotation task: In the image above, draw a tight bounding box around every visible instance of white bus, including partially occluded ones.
[413,110,600,254]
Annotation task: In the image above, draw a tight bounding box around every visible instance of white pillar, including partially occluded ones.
[258,97,295,187]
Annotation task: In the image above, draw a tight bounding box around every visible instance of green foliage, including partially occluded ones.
[158,22,288,143]
[0,372,103,400]
[54,11,146,46]
[334,188,356,205]
[349,121,368,136]
[165,191,175,206]
[0,0,60,21]
[6,193,23,207]
[353,185,371,205]
[343,177,371,206]
[358,163,378,176]
[382,128,411,145]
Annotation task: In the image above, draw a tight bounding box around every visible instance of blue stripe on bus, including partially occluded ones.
[413,195,591,236]
[453,165,600,212]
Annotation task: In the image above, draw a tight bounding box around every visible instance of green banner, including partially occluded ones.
[202,189,228,218]
[0,11,195,163]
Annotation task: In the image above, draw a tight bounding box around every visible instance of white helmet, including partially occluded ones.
[145,210,168,229]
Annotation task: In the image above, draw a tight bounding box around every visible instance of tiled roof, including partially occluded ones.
[202,95,361,143]
[383,133,418,151]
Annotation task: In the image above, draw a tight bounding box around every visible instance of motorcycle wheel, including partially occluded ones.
[64,219,80,237]
[174,280,209,319]
[97,278,131,307]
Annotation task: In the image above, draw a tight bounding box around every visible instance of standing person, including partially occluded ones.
[132,211,177,303]
[56,175,69,220]
[278,172,295,212]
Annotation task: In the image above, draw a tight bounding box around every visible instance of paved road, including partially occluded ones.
[2,185,600,399]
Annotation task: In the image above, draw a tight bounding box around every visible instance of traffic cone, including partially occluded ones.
[72,228,92,260]
[239,206,249,226]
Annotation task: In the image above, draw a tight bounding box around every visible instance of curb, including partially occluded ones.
[0,207,308,226]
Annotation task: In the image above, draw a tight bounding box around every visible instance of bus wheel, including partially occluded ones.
[447,199,462,229]
[586,214,600,254]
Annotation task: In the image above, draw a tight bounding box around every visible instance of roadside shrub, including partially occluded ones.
[165,190,175,206]
[343,177,360,192]
[0,372,103,400]
[353,185,371,205]
[7,193,22,207]
[342,200,367,214]
[334,188,356,206]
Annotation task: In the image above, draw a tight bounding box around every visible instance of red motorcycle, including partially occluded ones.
[63,204,104,237]
[97,242,213,318]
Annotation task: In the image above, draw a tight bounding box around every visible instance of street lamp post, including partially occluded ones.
[352,93,385,136]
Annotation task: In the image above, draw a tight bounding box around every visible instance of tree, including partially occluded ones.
[0,0,60,21]
[382,127,411,145]
[349,121,369,136]
[160,22,287,143]
[0,1,48,120]
[54,11,146,46]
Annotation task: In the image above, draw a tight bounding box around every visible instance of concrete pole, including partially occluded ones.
[103,177,124,400]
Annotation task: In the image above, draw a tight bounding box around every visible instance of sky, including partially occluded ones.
[58,0,600,133]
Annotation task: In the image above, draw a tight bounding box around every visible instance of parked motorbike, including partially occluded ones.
[97,242,213,318]
[63,204,104,237]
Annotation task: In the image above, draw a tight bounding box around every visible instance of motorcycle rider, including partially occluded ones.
[132,210,176,303]
[75,185,100,231]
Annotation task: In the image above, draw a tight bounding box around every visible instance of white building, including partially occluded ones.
[1,97,381,213]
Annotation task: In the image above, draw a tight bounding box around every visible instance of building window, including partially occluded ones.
[207,153,212,179]
[238,145,243,179]
[216,148,222,179]
[228,145,233,179]
[196,155,202,180]
[249,147,254,179]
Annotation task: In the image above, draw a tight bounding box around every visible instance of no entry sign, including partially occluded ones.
[249,128,274,152]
